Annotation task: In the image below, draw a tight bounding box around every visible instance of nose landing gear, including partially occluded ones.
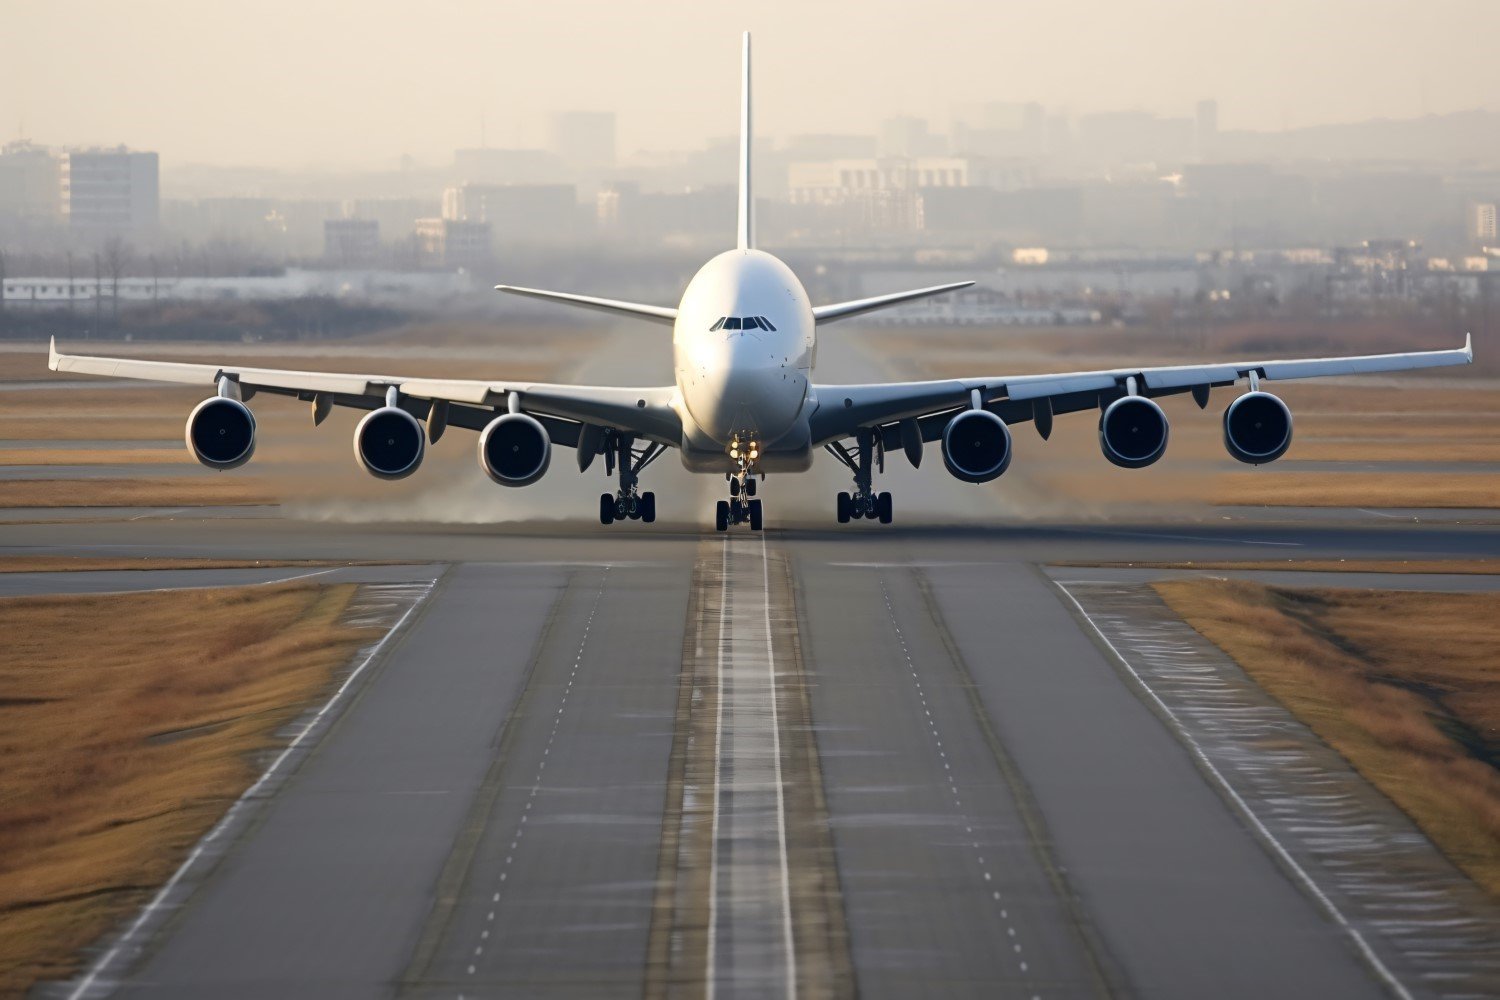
[826,428,894,525]
[715,436,764,531]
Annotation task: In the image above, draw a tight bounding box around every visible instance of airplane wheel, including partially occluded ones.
[877,491,893,525]
[836,491,851,524]
[749,498,763,531]
[599,493,615,525]
[746,478,757,497]
[640,492,656,524]
[729,478,740,497]
[715,500,730,532]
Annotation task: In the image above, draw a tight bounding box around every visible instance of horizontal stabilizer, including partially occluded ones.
[496,285,678,326]
[812,281,974,325]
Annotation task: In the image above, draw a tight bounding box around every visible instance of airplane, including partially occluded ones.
[49,33,1474,532]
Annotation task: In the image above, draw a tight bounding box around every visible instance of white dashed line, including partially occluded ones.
[460,571,608,990]
[880,577,1036,992]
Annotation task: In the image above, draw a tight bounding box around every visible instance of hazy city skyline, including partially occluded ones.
[5,0,1499,170]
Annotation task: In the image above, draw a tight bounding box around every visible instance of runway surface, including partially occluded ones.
[11,324,1500,999]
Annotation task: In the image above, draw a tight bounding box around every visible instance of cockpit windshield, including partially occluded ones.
[711,316,777,332]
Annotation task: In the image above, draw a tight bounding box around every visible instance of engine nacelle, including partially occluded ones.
[479,412,551,486]
[941,408,1012,483]
[354,406,425,480]
[185,396,256,470]
[1223,391,1293,465]
[1100,395,1169,469]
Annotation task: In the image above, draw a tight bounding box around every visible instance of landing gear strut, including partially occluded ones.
[825,428,893,525]
[598,431,664,525]
[715,436,764,532]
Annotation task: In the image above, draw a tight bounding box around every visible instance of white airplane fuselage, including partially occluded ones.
[672,249,818,472]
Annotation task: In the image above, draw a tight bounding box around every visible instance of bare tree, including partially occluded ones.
[102,237,131,328]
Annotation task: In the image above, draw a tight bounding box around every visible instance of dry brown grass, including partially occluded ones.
[1072,560,1500,575]
[0,582,377,996]
[0,449,185,466]
[0,557,378,574]
[1212,472,1500,508]
[1155,579,1500,897]
[0,478,276,508]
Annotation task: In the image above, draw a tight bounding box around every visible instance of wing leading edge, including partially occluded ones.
[809,335,1473,445]
[47,338,681,444]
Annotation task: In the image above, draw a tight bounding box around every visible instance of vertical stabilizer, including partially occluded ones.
[737,31,754,250]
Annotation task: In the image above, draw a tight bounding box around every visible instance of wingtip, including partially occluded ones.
[1466,332,1474,361]
[48,335,58,370]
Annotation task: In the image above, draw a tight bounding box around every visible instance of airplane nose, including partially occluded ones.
[688,341,799,444]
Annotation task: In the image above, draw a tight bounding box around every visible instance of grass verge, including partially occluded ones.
[1213,472,1500,508]
[0,557,382,574]
[1154,579,1500,897]
[0,479,275,508]
[1067,560,1500,575]
[0,582,378,996]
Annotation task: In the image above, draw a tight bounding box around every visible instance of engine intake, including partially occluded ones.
[479,412,551,486]
[354,406,425,480]
[1100,395,1169,469]
[185,396,256,470]
[941,408,1012,483]
[1223,391,1293,465]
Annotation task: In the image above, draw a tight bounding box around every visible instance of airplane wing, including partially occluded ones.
[495,285,678,326]
[47,338,681,446]
[807,335,1473,447]
[812,281,975,325]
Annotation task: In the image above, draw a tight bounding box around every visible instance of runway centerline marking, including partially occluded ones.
[706,533,797,1000]
[1055,582,1411,1000]
[65,579,438,1000]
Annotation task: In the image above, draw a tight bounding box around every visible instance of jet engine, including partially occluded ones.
[1100,395,1169,469]
[941,408,1012,483]
[479,412,552,486]
[1223,391,1293,465]
[354,406,425,480]
[185,396,256,470]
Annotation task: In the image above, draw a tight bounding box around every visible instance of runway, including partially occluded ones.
[12,327,1500,999]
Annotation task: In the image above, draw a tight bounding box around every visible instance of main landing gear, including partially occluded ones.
[598,431,665,525]
[715,436,764,532]
[825,428,893,525]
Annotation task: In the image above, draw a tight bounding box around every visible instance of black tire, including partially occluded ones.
[877,491,893,525]
[640,492,656,523]
[599,492,615,525]
[729,478,740,497]
[715,500,730,532]
[746,478,757,496]
[749,498,763,531]
[836,491,851,524]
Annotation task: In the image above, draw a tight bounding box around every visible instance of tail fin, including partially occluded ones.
[737,31,754,251]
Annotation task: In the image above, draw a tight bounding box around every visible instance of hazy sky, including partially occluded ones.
[4,0,1498,169]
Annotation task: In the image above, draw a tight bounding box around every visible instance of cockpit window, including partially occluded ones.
[711,315,779,332]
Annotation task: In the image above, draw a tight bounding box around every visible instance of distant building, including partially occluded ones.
[415,218,491,270]
[323,218,380,266]
[1469,202,1497,244]
[442,183,578,243]
[61,147,158,243]
[452,148,563,185]
[0,141,62,223]
[549,112,616,174]
[879,117,944,158]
